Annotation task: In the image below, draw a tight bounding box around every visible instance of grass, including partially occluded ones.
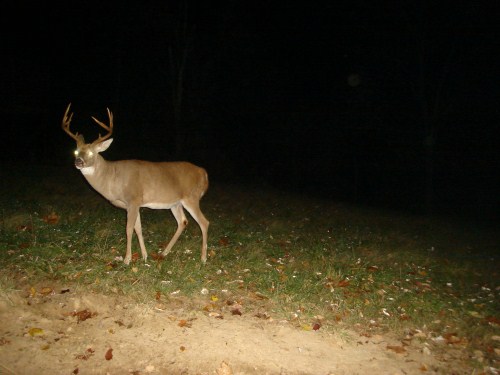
[0,163,498,369]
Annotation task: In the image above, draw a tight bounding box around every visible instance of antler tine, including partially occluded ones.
[91,107,114,143]
[61,103,81,142]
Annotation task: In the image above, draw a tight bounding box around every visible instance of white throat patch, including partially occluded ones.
[80,166,95,175]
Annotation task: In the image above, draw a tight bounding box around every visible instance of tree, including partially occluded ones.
[402,2,458,213]
[168,1,194,158]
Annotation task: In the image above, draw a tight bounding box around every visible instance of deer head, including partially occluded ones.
[61,103,114,175]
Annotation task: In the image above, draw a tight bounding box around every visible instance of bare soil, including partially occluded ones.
[0,284,476,375]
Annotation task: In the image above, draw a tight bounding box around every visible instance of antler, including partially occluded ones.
[61,103,83,143]
[91,108,114,144]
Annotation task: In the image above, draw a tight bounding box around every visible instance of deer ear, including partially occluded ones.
[95,138,113,153]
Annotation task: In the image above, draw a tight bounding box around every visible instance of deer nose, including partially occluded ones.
[75,158,84,168]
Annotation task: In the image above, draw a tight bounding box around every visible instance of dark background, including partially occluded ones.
[2,1,498,220]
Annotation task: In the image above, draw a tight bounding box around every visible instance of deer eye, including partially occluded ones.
[74,150,79,156]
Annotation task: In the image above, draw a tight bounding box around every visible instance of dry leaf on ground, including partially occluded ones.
[105,348,113,360]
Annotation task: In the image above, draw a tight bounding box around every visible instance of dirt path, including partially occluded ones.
[0,285,472,374]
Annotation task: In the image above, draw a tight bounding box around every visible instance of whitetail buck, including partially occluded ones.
[61,104,209,265]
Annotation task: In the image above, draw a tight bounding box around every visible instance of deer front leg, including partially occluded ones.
[162,204,187,257]
[125,206,140,265]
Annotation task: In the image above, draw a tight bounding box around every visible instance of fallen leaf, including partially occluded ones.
[75,348,95,360]
[155,291,161,301]
[484,316,500,325]
[150,252,165,261]
[40,287,53,295]
[415,281,432,292]
[178,319,192,328]
[473,349,484,360]
[202,303,215,312]
[211,295,219,302]
[254,312,271,319]
[301,324,312,331]
[216,361,233,375]
[180,346,186,352]
[251,292,269,300]
[105,348,113,360]
[313,323,321,331]
[131,252,140,262]
[218,237,230,246]
[443,333,464,344]
[275,265,285,273]
[71,309,96,323]
[468,311,483,318]
[401,338,412,346]
[387,345,406,354]
[231,308,242,316]
[28,328,44,337]
[209,312,224,319]
[443,332,458,340]
[399,313,410,320]
[338,279,350,287]
[43,212,60,224]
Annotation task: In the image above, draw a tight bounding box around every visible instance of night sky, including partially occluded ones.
[2,1,498,219]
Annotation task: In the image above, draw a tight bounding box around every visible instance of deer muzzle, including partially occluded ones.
[75,158,85,169]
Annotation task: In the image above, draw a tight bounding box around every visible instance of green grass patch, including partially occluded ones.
[0,164,498,369]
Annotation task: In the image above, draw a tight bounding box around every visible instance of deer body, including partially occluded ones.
[62,104,209,265]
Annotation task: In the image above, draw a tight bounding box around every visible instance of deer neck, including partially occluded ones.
[80,155,111,193]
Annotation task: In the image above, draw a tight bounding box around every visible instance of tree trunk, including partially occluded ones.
[423,134,435,214]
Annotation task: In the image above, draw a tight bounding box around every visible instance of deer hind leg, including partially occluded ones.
[161,203,188,257]
[182,198,209,263]
[134,211,148,262]
[125,205,140,265]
